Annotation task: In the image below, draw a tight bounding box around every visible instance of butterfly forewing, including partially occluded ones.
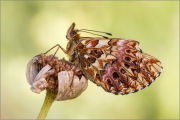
[65,23,163,95]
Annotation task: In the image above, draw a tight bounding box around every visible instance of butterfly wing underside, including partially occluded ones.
[76,38,163,95]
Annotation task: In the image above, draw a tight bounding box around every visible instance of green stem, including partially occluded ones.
[37,91,56,120]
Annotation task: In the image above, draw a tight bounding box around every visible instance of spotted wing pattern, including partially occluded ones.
[65,22,163,95]
[75,38,162,95]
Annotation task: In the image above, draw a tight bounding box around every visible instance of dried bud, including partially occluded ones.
[26,54,88,100]
[55,71,87,101]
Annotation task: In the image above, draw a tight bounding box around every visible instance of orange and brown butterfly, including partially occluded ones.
[46,22,163,95]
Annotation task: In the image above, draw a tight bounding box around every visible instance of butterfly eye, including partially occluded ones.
[70,31,77,37]
[66,31,77,40]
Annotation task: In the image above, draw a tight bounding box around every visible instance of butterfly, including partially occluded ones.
[46,22,163,95]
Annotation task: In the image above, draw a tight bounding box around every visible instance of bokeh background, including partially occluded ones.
[1,1,179,119]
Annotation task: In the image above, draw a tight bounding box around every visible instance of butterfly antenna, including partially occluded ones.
[77,30,109,39]
[78,29,112,36]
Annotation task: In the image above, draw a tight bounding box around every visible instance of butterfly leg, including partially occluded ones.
[44,44,67,55]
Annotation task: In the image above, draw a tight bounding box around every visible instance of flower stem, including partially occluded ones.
[37,90,56,120]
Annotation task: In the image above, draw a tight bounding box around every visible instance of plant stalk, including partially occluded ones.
[37,90,56,120]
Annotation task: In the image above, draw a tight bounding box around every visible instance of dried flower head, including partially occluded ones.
[26,53,88,101]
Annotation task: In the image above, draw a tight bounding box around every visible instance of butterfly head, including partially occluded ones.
[66,22,80,41]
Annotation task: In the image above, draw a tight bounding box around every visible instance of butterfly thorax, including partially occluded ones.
[66,22,82,65]
[66,35,80,64]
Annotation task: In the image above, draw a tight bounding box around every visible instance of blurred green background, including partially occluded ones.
[1,1,179,119]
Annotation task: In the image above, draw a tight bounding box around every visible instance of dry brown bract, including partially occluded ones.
[26,53,88,101]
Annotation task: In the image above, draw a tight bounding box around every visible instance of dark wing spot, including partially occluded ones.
[100,70,106,76]
[88,57,96,63]
[103,62,109,69]
[94,49,98,54]
[126,49,131,53]
[107,79,114,87]
[125,57,131,62]
[131,68,137,73]
[124,63,130,68]
[89,49,103,58]
[121,69,126,74]
[133,60,138,66]
[113,72,119,79]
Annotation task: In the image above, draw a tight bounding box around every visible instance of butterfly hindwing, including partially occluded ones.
[65,23,163,95]
[76,38,162,95]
